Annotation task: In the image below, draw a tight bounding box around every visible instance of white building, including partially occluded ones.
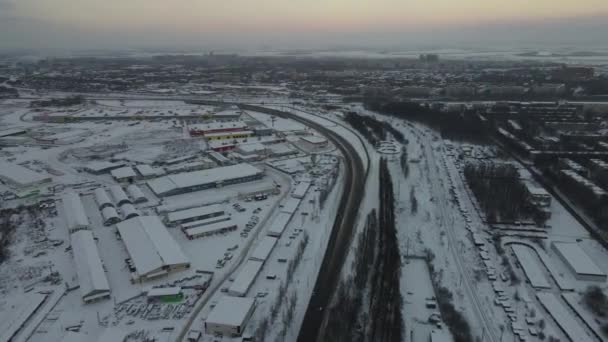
[135,164,165,179]
[0,161,52,189]
[84,161,125,175]
[147,163,264,197]
[167,204,225,225]
[300,135,328,151]
[116,216,190,282]
[101,206,120,226]
[267,212,293,237]
[61,192,89,233]
[228,260,264,296]
[70,230,111,303]
[182,220,237,240]
[205,296,255,337]
[93,188,114,210]
[109,185,131,206]
[126,184,147,203]
[552,242,607,282]
[119,203,139,220]
[249,236,278,262]
[291,181,312,199]
[111,166,137,182]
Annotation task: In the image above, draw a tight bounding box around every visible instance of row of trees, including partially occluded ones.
[324,158,404,342]
[344,112,406,145]
[30,95,85,108]
[464,162,547,225]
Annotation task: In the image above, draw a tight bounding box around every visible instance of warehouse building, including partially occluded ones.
[126,184,147,203]
[205,296,255,337]
[204,130,254,141]
[94,188,114,210]
[135,164,165,179]
[189,121,248,136]
[183,220,238,239]
[147,163,264,197]
[146,287,183,302]
[300,135,328,151]
[70,230,111,303]
[84,161,125,175]
[62,192,89,233]
[110,185,131,206]
[167,204,225,225]
[552,242,607,282]
[117,216,191,283]
[249,236,278,262]
[111,166,137,183]
[120,203,139,220]
[101,206,120,226]
[208,151,231,166]
[267,212,293,237]
[165,160,215,174]
[291,181,312,199]
[0,161,52,190]
[181,215,232,230]
[228,260,264,296]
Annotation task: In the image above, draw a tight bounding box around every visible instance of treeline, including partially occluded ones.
[344,112,405,145]
[464,162,547,225]
[363,98,488,143]
[31,95,85,108]
[324,158,403,342]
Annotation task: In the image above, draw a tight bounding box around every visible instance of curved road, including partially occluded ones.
[239,104,366,342]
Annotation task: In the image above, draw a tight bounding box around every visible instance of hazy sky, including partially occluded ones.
[1,0,608,51]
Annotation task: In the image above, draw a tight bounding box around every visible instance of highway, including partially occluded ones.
[239,105,367,342]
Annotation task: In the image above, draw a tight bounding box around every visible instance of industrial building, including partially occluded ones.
[204,130,254,141]
[84,161,125,175]
[228,260,264,296]
[126,184,147,203]
[182,220,238,240]
[249,236,278,262]
[300,135,328,151]
[552,242,607,282]
[189,121,248,136]
[165,159,215,174]
[135,164,165,179]
[267,212,293,237]
[70,230,111,303]
[61,192,89,233]
[109,185,131,206]
[208,151,231,166]
[205,296,256,337]
[291,181,312,199]
[116,216,191,283]
[146,287,183,302]
[119,203,139,220]
[111,166,137,182]
[147,163,264,197]
[180,215,232,230]
[101,206,120,226]
[167,204,225,225]
[93,188,114,210]
[0,161,52,189]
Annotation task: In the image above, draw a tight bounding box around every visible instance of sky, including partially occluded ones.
[1,0,608,52]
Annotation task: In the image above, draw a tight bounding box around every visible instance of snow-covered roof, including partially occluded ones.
[250,236,278,262]
[228,260,264,296]
[183,220,237,238]
[167,204,224,223]
[300,135,327,144]
[70,230,111,300]
[101,206,119,221]
[190,121,248,132]
[110,166,136,180]
[292,181,311,199]
[267,212,293,237]
[560,170,606,197]
[181,215,231,230]
[109,185,130,205]
[206,296,255,328]
[280,197,301,215]
[147,163,263,196]
[93,188,113,208]
[119,203,139,219]
[61,192,89,231]
[116,216,190,278]
[0,161,52,187]
[552,242,606,277]
[85,161,124,173]
[204,130,254,138]
[135,164,165,177]
[126,184,146,203]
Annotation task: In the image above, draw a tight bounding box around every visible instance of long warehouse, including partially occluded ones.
[228,260,264,297]
[167,204,225,225]
[70,230,111,303]
[147,163,264,197]
[62,192,89,233]
[0,161,52,189]
[117,216,190,282]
